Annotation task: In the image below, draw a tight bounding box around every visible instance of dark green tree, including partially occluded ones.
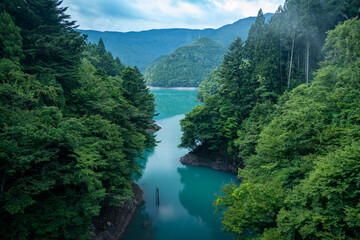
[196,68,222,102]
[97,37,106,55]
[0,11,23,62]
[214,17,360,239]
[83,40,124,76]
[0,0,85,94]
[0,1,157,239]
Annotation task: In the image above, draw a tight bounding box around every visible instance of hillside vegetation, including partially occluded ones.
[0,1,156,239]
[145,37,226,87]
[79,14,273,72]
[180,1,360,239]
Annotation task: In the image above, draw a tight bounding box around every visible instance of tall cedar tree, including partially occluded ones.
[0,0,84,94]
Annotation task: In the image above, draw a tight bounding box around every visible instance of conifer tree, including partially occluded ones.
[0,0,85,93]
[0,1,157,239]
[0,11,23,62]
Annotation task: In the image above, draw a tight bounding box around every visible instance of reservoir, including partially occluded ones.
[122,89,235,240]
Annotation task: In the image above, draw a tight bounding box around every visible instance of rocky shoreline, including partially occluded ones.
[146,119,161,134]
[92,183,143,240]
[180,146,241,175]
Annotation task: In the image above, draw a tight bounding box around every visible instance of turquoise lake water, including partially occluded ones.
[122,89,236,240]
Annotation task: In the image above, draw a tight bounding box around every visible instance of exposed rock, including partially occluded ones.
[146,119,161,134]
[92,183,143,240]
[180,145,242,175]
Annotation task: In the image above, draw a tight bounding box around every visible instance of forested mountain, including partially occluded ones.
[79,13,273,72]
[145,37,226,87]
[209,13,273,47]
[0,1,156,239]
[180,1,360,239]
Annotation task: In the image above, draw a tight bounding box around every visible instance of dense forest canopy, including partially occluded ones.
[145,37,226,87]
[1,0,360,239]
[180,0,360,239]
[0,1,156,239]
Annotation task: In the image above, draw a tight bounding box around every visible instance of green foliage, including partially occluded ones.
[180,37,244,158]
[246,87,328,186]
[121,66,156,146]
[0,0,85,94]
[277,142,360,239]
[80,14,273,72]
[175,1,360,239]
[179,97,220,150]
[196,68,222,102]
[180,10,282,163]
[0,11,23,62]
[212,17,360,239]
[214,177,285,236]
[82,38,125,77]
[145,37,226,87]
[0,2,156,239]
[234,101,276,159]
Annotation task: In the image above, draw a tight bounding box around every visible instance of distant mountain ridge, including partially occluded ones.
[144,37,226,87]
[79,13,273,72]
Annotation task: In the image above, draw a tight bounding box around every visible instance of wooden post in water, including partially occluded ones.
[155,187,160,212]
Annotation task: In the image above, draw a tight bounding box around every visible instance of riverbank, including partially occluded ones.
[92,183,143,240]
[180,145,241,175]
[146,119,161,134]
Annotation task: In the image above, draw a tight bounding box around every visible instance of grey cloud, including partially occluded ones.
[64,0,147,20]
[62,0,280,32]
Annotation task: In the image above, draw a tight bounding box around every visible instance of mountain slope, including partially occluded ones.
[144,37,226,87]
[79,14,273,71]
[80,28,214,72]
[210,12,273,46]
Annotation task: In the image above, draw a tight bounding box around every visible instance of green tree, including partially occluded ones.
[181,37,252,161]
[214,17,360,239]
[83,40,125,77]
[278,142,360,239]
[0,1,157,239]
[0,11,23,62]
[121,67,156,147]
[145,37,226,87]
[197,68,222,102]
[97,37,106,55]
[0,0,85,94]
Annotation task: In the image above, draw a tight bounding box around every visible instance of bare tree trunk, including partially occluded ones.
[306,40,310,84]
[288,30,296,88]
[298,52,300,69]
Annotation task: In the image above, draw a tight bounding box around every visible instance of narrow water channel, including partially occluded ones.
[122,89,235,240]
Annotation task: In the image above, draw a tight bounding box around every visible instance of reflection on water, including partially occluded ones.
[122,89,235,240]
[177,166,234,240]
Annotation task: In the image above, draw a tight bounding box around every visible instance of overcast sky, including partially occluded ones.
[62,0,284,32]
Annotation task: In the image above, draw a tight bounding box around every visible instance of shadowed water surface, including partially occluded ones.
[122,89,235,240]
